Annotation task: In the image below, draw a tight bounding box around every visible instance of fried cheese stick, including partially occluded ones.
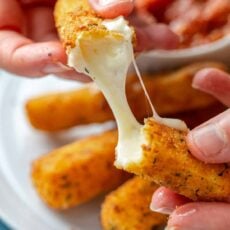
[26,62,223,132]
[122,118,230,201]
[101,177,167,230]
[54,0,123,52]
[32,131,130,209]
[54,0,230,202]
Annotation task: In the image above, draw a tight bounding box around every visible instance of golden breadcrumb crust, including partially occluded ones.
[54,0,103,51]
[124,119,230,201]
[54,0,136,52]
[101,177,167,230]
[32,131,131,209]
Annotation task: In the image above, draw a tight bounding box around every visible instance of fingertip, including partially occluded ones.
[89,0,134,18]
[151,187,190,215]
[153,24,179,50]
[192,68,219,90]
[151,187,174,214]
[193,67,230,107]
[187,107,230,164]
[136,24,179,52]
[167,203,230,230]
[167,203,198,229]
[13,41,67,77]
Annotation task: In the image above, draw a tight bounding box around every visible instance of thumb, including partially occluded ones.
[88,0,134,18]
[187,109,230,164]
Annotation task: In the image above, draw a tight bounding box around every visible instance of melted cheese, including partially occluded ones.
[68,16,187,167]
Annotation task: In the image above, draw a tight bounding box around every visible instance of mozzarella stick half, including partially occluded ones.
[121,118,230,202]
[101,177,167,230]
[32,131,131,209]
[54,0,132,52]
[54,0,230,202]
[25,62,223,131]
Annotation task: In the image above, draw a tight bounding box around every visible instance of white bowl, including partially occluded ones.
[133,35,230,73]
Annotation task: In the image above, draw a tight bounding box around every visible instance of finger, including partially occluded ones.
[135,0,173,11]
[135,24,179,51]
[25,7,57,41]
[0,31,67,77]
[187,109,230,164]
[128,10,156,27]
[167,202,230,230]
[193,68,230,107]
[20,0,56,6]
[0,0,23,31]
[88,0,134,18]
[56,70,91,82]
[150,187,191,215]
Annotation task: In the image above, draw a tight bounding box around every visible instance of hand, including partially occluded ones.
[89,0,179,51]
[150,69,230,230]
[1,0,178,79]
[0,0,88,80]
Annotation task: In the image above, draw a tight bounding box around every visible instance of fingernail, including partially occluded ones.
[150,204,173,215]
[99,0,115,5]
[98,0,132,6]
[192,69,212,90]
[165,209,197,230]
[42,64,66,74]
[190,123,227,158]
[175,208,196,217]
[165,227,177,230]
[150,203,174,215]
[56,62,73,71]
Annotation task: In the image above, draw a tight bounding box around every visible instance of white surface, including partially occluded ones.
[0,72,114,230]
[135,36,230,73]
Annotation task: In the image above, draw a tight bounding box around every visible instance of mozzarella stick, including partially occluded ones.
[26,62,223,131]
[54,0,132,52]
[26,84,113,131]
[31,131,131,209]
[101,177,167,230]
[122,118,230,202]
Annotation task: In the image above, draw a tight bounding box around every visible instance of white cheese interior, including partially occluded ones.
[68,16,187,167]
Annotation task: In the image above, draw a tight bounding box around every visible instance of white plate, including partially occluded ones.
[0,71,115,230]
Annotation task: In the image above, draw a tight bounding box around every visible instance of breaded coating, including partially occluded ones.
[101,177,167,230]
[54,0,133,52]
[123,119,230,201]
[26,62,224,131]
[26,84,113,131]
[32,131,130,209]
[54,0,102,51]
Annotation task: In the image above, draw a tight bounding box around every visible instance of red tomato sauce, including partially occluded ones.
[136,0,230,48]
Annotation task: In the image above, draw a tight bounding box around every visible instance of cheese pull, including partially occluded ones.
[26,62,223,132]
[55,0,230,202]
